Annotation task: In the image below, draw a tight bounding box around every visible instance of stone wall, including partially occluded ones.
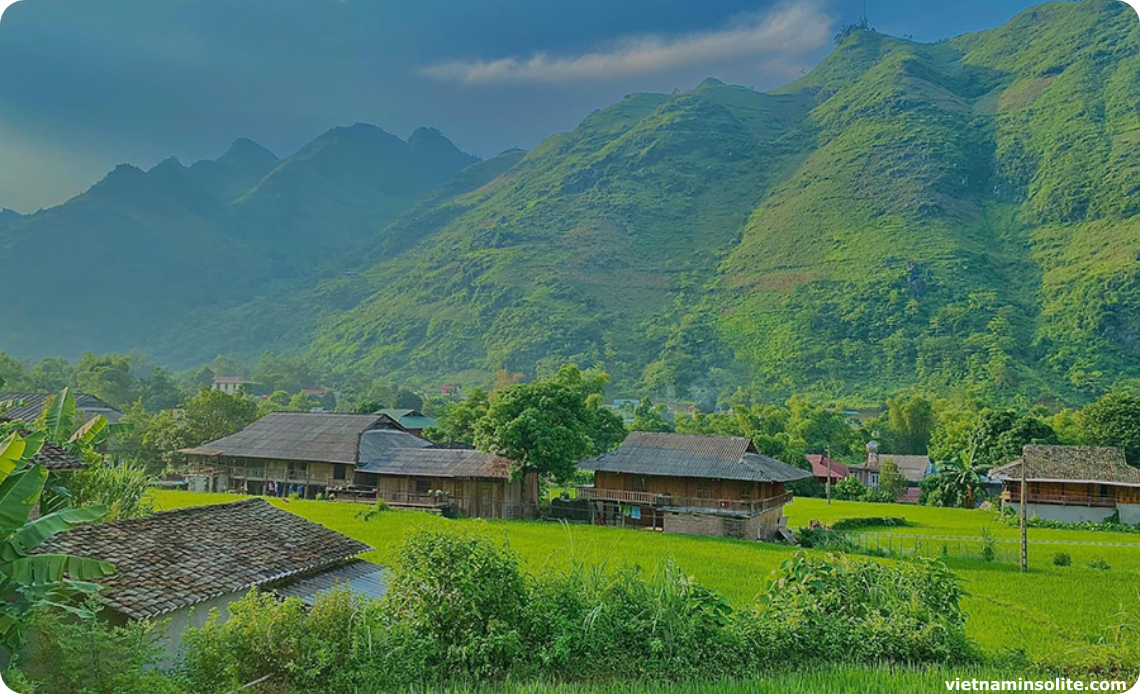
[662,506,784,540]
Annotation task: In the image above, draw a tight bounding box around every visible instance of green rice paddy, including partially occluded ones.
[148,491,1140,674]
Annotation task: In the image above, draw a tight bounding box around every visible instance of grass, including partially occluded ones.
[409,667,1013,694]
[148,490,1140,669]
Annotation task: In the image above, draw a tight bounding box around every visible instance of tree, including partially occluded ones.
[630,398,673,433]
[474,365,623,482]
[878,458,907,501]
[831,475,867,501]
[921,446,989,508]
[885,394,935,454]
[148,389,259,468]
[394,388,424,410]
[140,367,182,412]
[0,431,115,653]
[1079,392,1140,466]
[425,388,489,445]
[970,409,1057,468]
[28,358,74,392]
[74,353,141,408]
[0,353,30,391]
[254,353,314,394]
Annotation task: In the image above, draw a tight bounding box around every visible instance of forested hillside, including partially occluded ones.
[5,0,1140,406]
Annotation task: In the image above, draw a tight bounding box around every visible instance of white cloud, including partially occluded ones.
[418,2,833,85]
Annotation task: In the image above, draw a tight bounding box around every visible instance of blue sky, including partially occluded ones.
[0,0,1053,212]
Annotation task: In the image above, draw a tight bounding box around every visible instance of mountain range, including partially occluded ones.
[3,0,1139,405]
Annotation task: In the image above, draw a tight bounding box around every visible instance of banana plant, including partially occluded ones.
[0,431,114,653]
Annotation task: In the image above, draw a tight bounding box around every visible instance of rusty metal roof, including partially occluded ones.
[579,432,811,483]
[180,412,417,465]
[991,445,1140,487]
[357,447,512,479]
[38,498,372,620]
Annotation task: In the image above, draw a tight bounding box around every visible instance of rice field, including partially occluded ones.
[147,490,1140,671]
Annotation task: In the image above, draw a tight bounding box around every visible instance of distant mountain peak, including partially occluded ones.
[219,137,278,165]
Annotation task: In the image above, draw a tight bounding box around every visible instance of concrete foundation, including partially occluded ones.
[1117,504,1140,525]
[1005,501,1117,524]
[662,506,783,540]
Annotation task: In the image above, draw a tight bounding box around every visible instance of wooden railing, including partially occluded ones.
[376,491,455,508]
[1002,491,1116,508]
[577,487,794,515]
[215,466,337,488]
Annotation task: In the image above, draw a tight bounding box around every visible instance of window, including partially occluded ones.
[287,461,309,479]
[696,483,711,499]
[333,464,348,481]
[740,482,753,499]
[415,478,432,494]
[635,476,649,492]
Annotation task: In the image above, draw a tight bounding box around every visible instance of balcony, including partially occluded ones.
[1002,491,1116,508]
[376,490,456,509]
[577,487,794,516]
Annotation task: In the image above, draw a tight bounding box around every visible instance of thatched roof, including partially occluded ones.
[180,412,424,465]
[578,432,811,483]
[357,447,512,479]
[38,499,372,620]
[991,445,1140,487]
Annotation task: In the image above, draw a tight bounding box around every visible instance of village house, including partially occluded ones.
[848,441,932,502]
[576,432,811,541]
[990,444,1140,525]
[805,454,849,485]
[181,411,429,499]
[37,499,385,659]
[210,376,251,395]
[352,447,539,518]
[375,408,437,436]
[0,391,123,424]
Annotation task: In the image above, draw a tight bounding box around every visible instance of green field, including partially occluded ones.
[148,491,1140,673]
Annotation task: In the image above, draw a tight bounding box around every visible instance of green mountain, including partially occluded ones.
[7,0,1139,407]
[0,126,478,359]
[0,209,22,229]
[296,0,1140,404]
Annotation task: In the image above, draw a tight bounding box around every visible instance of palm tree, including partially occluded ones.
[935,445,990,508]
[0,431,113,652]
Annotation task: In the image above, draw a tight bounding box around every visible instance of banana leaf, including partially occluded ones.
[0,466,46,538]
[41,388,75,443]
[3,553,115,584]
[0,505,108,560]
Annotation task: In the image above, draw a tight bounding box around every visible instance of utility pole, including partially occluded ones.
[1026,451,1035,572]
[825,446,832,505]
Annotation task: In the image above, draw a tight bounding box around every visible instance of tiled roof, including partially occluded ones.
[357,447,513,479]
[578,432,811,483]
[38,499,372,620]
[0,392,123,424]
[991,445,1140,487]
[180,412,415,465]
[805,454,849,479]
[0,418,87,471]
[851,454,932,483]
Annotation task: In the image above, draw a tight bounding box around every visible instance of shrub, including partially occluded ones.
[1053,552,1072,567]
[979,526,997,562]
[23,602,179,694]
[830,516,910,531]
[1087,557,1111,571]
[746,552,973,665]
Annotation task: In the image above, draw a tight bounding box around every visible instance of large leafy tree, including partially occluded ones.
[969,409,1057,468]
[885,394,935,454]
[74,353,141,409]
[146,388,259,467]
[0,432,114,653]
[426,388,490,445]
[878,459,908,501]
[630,398,673,433]
[474,366,624,482]
[1079,392,1140,466]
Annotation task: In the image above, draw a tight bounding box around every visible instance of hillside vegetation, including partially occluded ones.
[6,0,1140,406]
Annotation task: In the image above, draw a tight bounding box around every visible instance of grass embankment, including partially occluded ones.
[148,491,1140,669]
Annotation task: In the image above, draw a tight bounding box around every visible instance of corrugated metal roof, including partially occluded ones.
[357,447,512,479]
[38,499,372,620]
[0,392,123,424]
[579,433,811,483]
[376,409,437,430]
[991,445,1140,487]
[181,412,417,465]
[275,560,388,605]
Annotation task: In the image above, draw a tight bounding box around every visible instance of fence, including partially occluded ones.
[845,532,1017,562]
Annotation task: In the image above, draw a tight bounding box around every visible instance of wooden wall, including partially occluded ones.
[594,471,784,501]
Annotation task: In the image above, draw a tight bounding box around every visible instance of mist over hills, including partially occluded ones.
[4,0,1139,405]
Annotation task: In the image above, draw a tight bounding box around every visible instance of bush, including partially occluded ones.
[830,517,911,531]
[22,602,179,694]
[1053,552,1072,567]
[745,552,973,665]
[1087,557,1111,571]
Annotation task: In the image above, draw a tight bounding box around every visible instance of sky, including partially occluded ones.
[0,0,1056,212]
